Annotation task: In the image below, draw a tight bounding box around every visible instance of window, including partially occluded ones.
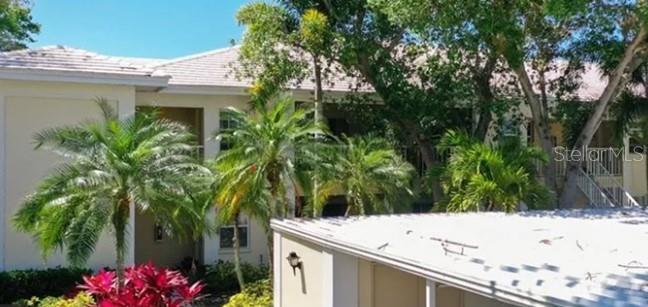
[219,109,239,151]
[219,216,249,249]
[526,121,535,145]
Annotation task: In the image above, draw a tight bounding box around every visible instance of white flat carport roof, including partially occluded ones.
[271,210,648,306]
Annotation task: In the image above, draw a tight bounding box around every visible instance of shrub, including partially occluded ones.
[0,267,91,304]
[224,279,272,307]
[79,262,204,307]
[14,292,94,307]
[204,260,269,294]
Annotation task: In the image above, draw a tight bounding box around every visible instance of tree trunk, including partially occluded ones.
[112,197,130,289]
[473,108,492,142]
[232,212,245,290]
[312,55,324,218]
[266,225,274,277]
[473,56,497,141]
[266,177,282,278]
[511,64,559,206]
[418,139,444,201]
[560,26,647,208]
[400,120,444,203]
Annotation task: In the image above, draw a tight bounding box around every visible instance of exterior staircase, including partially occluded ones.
[574,150,640,208]
[576,168,617,208]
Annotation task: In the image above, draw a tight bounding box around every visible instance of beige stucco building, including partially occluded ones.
[0,45,647,274]
[0,46,291,270]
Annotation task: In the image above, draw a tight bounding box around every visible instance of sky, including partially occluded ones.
[28,0,254,59]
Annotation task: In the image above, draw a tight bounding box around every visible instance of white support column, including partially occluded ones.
[118,96,136,266]
[322,249,358,307]
[425,280,437,307]
[273,231,282,307]
[0,95,5,271]
[202,107,221,263]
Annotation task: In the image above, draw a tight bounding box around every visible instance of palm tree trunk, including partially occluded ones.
[266,178,281,278]
[232,212,245,290]
[266,228,274,278]
[312,55,324,218]
[112,197,130,288]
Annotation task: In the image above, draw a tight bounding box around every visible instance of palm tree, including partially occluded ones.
[301,136,415,217]
[13,99,211,284]
[433,130,551,212]
[212,96,324,282]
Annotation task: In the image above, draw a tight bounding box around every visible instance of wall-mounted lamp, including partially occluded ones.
[286,252,302,275]
[154,224,164,242]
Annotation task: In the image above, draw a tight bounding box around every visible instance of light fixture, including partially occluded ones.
[286,252,302,274]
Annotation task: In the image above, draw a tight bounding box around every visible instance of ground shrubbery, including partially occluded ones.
[3,260,269,305]
[203,260,269,294]
[14,292,95,307]
[223,279,272,307]
[80,263,204,306]
[0,267,91,304]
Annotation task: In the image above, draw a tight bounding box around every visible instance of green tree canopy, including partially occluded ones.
[0,0,39,51]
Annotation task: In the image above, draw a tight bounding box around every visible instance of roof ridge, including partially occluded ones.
[154,45,240,68]
[1,45,100,57]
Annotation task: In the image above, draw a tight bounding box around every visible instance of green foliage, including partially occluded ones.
[0,267,90,304]
[223,279,272,307]
[204,261,269,294]
[15,292,94,307]
[239,1,503,194]
[554,100,595,147]
[236,2,307,103]
[299,135,415,216]
[0,0,40,51]
[433,131,552,212]
[213,96,325,222]
[13,99,212,271]
[299,9,331,54]
[609,93,648,143]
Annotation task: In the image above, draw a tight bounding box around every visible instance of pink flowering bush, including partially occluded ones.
[79,262,204,307]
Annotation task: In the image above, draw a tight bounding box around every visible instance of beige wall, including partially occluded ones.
[279,234,325,307]
[625,153,647,198]
[136,92,270,266]
[0,85,271,270]
[134,211,196,267]
[373,264,426,307]
[277,233,518,307]
[0,80,137,270]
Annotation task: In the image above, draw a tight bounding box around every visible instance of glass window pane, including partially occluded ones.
[219,226,248,248]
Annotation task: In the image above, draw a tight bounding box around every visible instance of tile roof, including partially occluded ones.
[0,45,626,99]
[152,46,370,92]
[272,210,648,306]
[152,46,245,87]
[0,45,167,78]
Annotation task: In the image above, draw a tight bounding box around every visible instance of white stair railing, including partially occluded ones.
[583,159,640,208]
[576,168,616,208]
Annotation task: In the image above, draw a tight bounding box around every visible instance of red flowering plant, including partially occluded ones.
[79,262,204,307]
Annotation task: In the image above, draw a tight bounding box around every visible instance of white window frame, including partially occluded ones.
[219,109,238,150]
